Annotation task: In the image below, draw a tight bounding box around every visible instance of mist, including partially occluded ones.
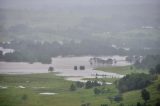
[0,1,160,106]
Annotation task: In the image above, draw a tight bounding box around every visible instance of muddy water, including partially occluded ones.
[0,62,49,74]
[0,56,130,82]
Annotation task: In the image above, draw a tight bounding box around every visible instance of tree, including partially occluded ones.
[108,97,113,104]
[93,80,100,87]
[94,88,101,95]
[101,104,108,106]
[75,81,84,88]
[74,66,78,70]
[70,84,76,91]
[155,100,160,106]
[48,66,54,72]
[156,102,160,106]
[155,64,160,74]
[114,94,123,102]
[81,103,91,106]
[119,103,124,106]
[149,68,156,75]
[85,81,93,89]
[157,84,160,91]
[130,66,133,70]
[22,94,28,101]
[137,102,141,106]
[141,89,150,103]
[117,73,152,92]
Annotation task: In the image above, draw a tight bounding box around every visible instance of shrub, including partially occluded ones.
[22,94,28,101]
[76,81,84,88]
[117,73,152,92]
[94,88,101,95]
[141,89,150,103]
[114,94,123,102]
[157,84,160,91]
[70,84,76,91]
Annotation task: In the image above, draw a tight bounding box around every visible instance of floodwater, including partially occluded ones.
[0,62,49,74]
[0,56,130,82]
[39,92,57,95]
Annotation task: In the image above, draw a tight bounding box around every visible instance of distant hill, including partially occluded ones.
[0,0,160,50]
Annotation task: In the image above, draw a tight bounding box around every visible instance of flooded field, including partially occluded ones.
[0,56,130,81]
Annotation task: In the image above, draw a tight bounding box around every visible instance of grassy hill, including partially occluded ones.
[0,67,159,106]
[123,75,160,106]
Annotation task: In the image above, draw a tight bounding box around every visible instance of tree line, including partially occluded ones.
[0,40,160,64]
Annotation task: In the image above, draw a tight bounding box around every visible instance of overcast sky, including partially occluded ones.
[0,0,159,10]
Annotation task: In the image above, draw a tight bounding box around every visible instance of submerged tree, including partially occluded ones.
[48,66,54,72]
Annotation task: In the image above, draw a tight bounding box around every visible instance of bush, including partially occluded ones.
[114,94,123,102]
[117,73,152,92]
[155,64,160,74]
[48,66,54,72]
[85,81,93,89]
[85,80,101,89]
[141,89,150,103]
[70,84,76,91]
[119,103,124,106]
[76,81,84,88]
[101,104,108,106]
[137,102,141,106]
[157,84,160,91]
[155,100,160,106]
[94,88,101,95]
[22,94,28,101]
[81,103,91,106]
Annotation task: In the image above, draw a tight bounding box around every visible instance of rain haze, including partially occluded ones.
[0,0,160,106]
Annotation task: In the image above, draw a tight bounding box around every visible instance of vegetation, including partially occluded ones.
[48,66,54,72]
[96,66,148,75]
[94,88,101,95]
[85,80,101,89]
[134,55,160,70]
[0,39,160,64]
[0,73,118,106]
[70,83,76,91]
[113,94,123,102]
[75,81,85,88]
[122,75,160,106]
[141,89,150,103]
[21,94,28,101]
[83,77,118,83]
[117,73,152,92]
[0,0,160,105]
[0,69,160,106]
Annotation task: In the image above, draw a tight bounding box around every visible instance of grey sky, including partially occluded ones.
[0,0,159,10]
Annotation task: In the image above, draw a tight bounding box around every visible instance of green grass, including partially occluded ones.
[0,73,119,106]
[0,71,159,106]
[83,77,118,83]
[96,65,148,75]
[122,75,160,106]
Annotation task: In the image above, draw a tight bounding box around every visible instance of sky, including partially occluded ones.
[0,0,159,10]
